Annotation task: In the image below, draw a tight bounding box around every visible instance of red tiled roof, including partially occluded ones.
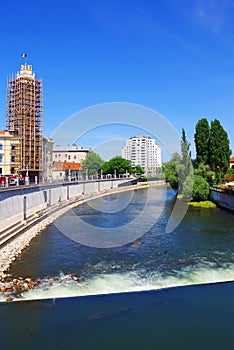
[53,162,83,171]
[230,157,234,163]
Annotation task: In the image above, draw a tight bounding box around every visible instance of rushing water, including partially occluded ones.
[5,185,234,301]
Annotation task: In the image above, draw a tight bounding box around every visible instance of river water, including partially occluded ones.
[1,185,234,349]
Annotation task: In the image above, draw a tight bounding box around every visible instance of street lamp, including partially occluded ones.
[25,160,29,185]
[68,166,71,181]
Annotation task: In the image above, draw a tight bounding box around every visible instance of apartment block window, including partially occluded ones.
[0,144,2,150]
[0,155,2,162]
[0,168,2,174]
[11,144,15,150]
[11,156,15,162]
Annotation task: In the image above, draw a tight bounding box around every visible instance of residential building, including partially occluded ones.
[6,64,43,181]
[53,161,83,181]
[42,137,54,182]
[230,156,234,170]
[121,134,162,176]
[53,144,90,163]
[0,130,19,175]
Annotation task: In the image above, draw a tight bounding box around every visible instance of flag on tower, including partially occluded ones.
[20,53,27,57]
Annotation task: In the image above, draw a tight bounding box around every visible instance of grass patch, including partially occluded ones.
[176,194,184,199]
[189,201,216,208]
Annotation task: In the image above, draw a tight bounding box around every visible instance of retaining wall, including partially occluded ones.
[0,179,128,223]
[210,188,234,211]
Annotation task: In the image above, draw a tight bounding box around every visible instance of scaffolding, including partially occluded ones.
[6,64,43,180]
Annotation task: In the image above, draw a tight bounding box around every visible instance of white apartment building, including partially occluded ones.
[121,134,162,176]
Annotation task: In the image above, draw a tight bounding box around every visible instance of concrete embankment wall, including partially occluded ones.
[210,188,234,211]
[0,179,126,222]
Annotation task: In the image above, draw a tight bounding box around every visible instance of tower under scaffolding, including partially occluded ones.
[6,64,43,180]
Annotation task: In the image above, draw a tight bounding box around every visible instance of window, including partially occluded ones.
[0,155,2,162]
[11,144,15,150]
[0,168,2,174]
[11,156,15,162]
[0,144,2,150]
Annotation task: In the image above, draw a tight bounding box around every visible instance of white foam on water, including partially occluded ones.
[5,262,233,302]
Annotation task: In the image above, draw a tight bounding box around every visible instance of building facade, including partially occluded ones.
[230,156,234,170]
[53,161,83,181]
[6,64,43,181]
[53,144,90,163]
[121,134,162,176]
[0,130,19,176]
[42,137,54,182]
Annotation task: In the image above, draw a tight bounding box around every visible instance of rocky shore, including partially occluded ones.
[0,273,83,302]
[0,203,77,279]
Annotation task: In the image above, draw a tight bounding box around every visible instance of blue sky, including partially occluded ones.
[1,0,234,160]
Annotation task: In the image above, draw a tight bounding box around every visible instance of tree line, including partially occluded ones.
[163,118,233,201]
[81,154,145,178]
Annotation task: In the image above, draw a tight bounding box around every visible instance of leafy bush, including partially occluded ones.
[192,175,210,201]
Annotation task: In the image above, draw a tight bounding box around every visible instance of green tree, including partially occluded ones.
[81,152,104,176]
[209,119,232,176]
[181,128,191,172]
[182,174,194,200]
[162,153,181,190]
[180,128,193,194]
[102,156,132,176]
[192,175,210,201]
[194,118,210,166]
[193,163,215,185]
[131,164,145,175]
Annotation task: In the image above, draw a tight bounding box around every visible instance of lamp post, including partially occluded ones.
[25,160,29,186]
[68,166,71,181]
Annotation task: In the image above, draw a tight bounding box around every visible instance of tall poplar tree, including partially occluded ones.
[209,119,232,173]
[194,118,210,165]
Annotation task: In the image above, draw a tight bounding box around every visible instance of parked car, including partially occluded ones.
[0,175,18,186]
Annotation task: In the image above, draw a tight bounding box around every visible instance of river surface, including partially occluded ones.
[6,186,234,299]
[1,185,234,349]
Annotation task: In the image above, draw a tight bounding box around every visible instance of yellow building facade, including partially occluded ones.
[0,130,19,175]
